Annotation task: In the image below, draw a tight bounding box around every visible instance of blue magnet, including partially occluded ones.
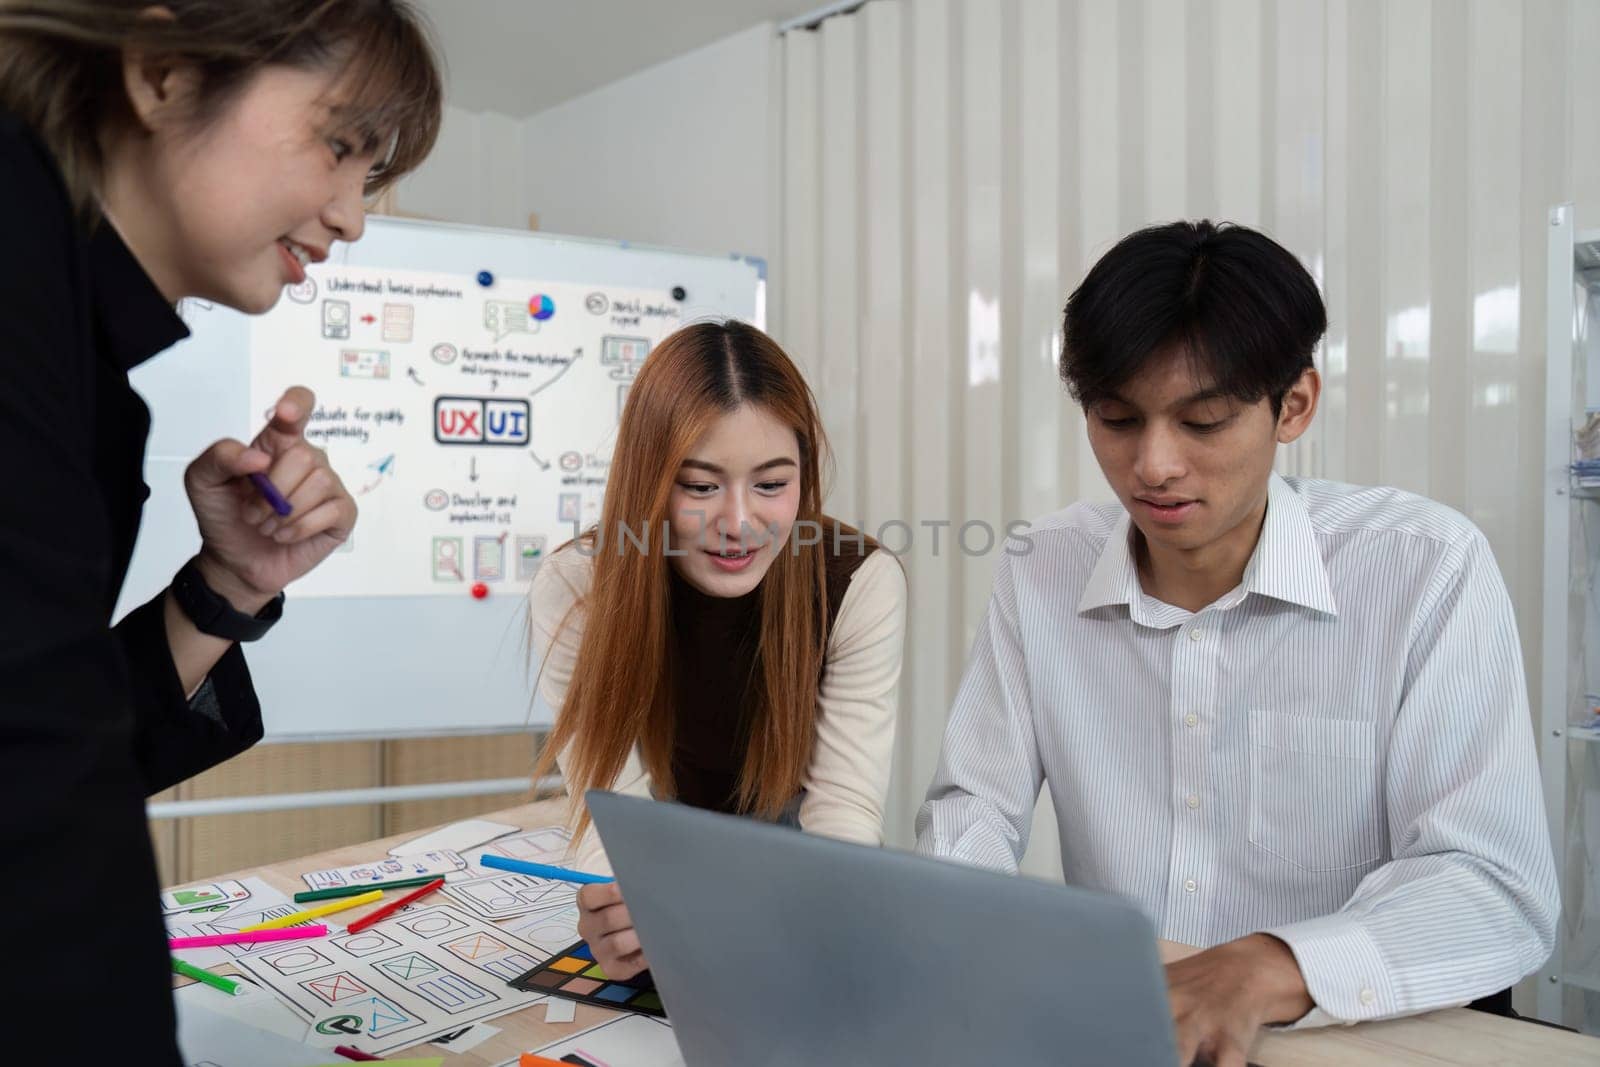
[477,270,494,287]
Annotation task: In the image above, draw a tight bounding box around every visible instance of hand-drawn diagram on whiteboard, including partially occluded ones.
[249,266,688,597]
[233,903,551,1055]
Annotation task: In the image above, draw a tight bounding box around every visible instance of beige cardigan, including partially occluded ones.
[528,546,907,874]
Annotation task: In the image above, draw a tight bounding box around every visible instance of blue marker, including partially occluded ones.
[477,270,494,287]
[479,854,613,885]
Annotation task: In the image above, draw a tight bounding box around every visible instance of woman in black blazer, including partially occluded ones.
[0,3,441,1060]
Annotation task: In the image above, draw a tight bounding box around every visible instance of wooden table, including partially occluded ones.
[174,799,1600,1066]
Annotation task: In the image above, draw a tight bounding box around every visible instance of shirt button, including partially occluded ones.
[1185,794,1200,810]
[1188,628,1205,641]
[1183,879,1197,893]
[1359,988,1377,1006]
[1184,713,1199,727]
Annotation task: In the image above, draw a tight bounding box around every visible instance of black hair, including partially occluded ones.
[1059,220,1327,416]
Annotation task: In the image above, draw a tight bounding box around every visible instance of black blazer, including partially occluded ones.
[0,112,263,1062]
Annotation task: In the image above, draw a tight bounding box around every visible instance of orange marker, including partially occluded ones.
[520,1056,568,1067]
[345,877,446,933]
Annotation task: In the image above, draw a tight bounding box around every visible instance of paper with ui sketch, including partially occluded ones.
[506,1013,684,1067]
[232,903,551,1055]
[167,876,297,968]
[389,818,520,858]
[175,983,328,1067]
[175,973,312,1044]
[439,827,582,925]
[163,878,253,915]
[301,849,467,890]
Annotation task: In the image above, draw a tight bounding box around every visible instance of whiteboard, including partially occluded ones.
[119,217,764,739]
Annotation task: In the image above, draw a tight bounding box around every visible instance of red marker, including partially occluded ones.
[471,581,489,599]
[334,1046,384,1061]
[345,877,445,934]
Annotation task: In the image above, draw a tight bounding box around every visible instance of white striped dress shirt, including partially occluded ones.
[915,473,1559,1027]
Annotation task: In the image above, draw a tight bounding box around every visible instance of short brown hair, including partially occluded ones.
[0,0,444,220]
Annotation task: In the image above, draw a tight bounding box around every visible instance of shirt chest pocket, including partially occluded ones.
[1248,711,1383,872]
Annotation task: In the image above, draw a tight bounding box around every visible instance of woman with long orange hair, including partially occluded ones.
[528,319,907,980]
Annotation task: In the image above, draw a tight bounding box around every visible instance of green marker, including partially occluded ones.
[171,957,240,996]
[293,874,442,903]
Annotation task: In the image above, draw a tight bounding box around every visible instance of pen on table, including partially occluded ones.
[479,854,614,885]
[248,471,293,516]
[169,924,329,949]
[333,1045,385,1061]
[294,874,441,903]
[346,877,446,933]
[171,956,239,996]
[238,888,383,932]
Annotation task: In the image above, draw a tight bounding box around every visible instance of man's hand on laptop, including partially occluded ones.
[1165,933,1313,1066]
[577,881,650,980]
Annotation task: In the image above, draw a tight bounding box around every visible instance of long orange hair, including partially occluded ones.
[534,320,839,838]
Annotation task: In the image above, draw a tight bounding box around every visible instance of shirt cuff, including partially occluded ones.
[1263,912,1396,1026]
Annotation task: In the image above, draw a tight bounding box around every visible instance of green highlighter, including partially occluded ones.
[171,956,239,996]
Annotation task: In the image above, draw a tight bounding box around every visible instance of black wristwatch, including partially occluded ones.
[171,556,285,642]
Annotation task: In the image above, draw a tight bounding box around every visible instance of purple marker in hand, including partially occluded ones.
[249,472,293,517]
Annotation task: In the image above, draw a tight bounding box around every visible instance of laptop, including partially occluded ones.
[586,790,1181,1066]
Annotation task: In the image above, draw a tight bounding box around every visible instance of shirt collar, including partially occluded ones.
[1242,472,1338,616]
[88,219,189,371]
[1076,472,1338,619]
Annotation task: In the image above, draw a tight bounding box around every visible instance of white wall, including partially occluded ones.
[518,22,778,263]
[394,104,529,230]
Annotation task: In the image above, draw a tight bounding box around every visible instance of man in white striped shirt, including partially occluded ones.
[916,221,1559,1066]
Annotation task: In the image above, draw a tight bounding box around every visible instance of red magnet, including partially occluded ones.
[470,582,489,600]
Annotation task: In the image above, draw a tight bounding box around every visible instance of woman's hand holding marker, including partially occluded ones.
[184,384,357,610]
[577,881,649,981]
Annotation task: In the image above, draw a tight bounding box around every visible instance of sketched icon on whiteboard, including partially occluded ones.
[287,277,317,304]
[432,537,463,582]
[483,299,536,341]
[341,348,390,379]
[515,535,546,580]
[558,493,581,523]
[474,536,504,581]
[322,298,350,338]
[601,335,650,380]
[382,303,414,342]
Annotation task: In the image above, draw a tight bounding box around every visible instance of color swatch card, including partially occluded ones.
[509,940,665,1018]
[301,849,466,891]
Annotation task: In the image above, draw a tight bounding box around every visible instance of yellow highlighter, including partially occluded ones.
[239,889,383,932]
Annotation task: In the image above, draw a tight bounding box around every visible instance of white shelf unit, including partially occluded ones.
[1540,205,1600,1031]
